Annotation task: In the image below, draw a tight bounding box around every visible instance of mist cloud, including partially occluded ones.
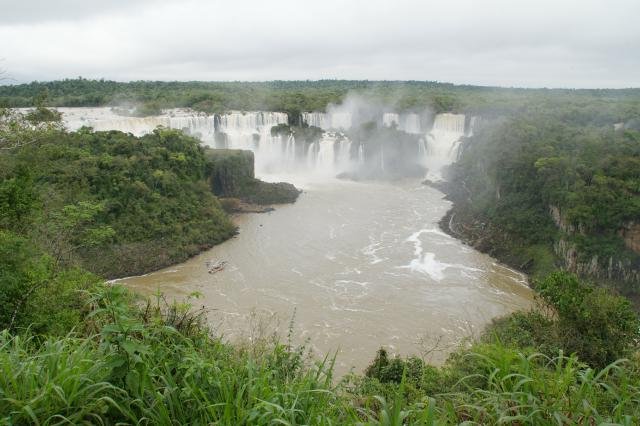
[0,0,638,88]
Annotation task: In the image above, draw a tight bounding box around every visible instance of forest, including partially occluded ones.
[0,110,237,279]
[443,107,640,305]
[2,78,639,120]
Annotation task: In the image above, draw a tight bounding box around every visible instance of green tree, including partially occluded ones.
[537,271,640,366]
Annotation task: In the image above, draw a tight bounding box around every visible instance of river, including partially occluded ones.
[120,175,532,375]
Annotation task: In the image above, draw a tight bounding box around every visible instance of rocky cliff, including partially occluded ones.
[550,205,640,288]
[204,149,300,205]
[621,222,640,254]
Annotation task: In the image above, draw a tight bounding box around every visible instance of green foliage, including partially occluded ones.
[0,168,38,231]
[1,124,236,277]
[0,285,350,424]
[234,179,300,205]
[0,107,62,151]
[450,112,640,294]
[538,272,640,366]
[4,79,639,121]
[0,231,50,331]
[365,349,426,385]
[1,278,640,424]
[485,272,640,367]
[354,337,640,424]
[0,231,99,334]
[433,344,640,424]
[270,122,291,137]
[484,310,559,354]
[131,100,162,117]
[24,106,62,124]
[22,89,63,124]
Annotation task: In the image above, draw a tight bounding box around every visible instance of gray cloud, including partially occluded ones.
[0,0,638,88]
[0,0,168,24]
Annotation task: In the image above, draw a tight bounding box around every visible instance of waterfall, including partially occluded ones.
[382,112,421,134]
[402,114,421,134]
[301,112,325,128]
[306,141,318,171]
[418,137,427,157]
[216,111,289,173]
[284,135,296,169]
[301,112,351,130]
[316,138,336,173]
[337,139,352,171]
[300,133,358,177]
[423,113,466,181]
[59,107,216,138]
[467,116,480,136]
[168,115,216,140]
[57,107,468,180]
[382,113,400,128]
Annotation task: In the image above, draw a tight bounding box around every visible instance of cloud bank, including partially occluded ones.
[0,0,638,88]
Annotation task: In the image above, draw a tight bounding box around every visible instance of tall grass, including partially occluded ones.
[433,344,640,424]
[0,287,357,425]
[1,285,639,425]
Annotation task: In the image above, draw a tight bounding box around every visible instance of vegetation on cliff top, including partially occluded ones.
[0,109,236,278]
[445,110,640,300]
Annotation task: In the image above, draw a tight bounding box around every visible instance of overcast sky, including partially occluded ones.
[0,0,638,88]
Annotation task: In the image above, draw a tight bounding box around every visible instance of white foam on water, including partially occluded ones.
[402,229,452,280]
[406,252,450,281]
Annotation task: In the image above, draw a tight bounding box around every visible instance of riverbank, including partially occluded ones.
[97,182,300,280]
[427,179,548,283]
[430,175,640,309]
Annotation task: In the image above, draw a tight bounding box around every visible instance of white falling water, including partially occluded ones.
[337,139,352,169]
[382,113,400,128]
[168,115,216,140]
[402,114,421,134]
[301,112,352,130]
[301,112,324,128]
[467,116,480,136]
[418,137,427,158]
[55,107,468,180]
[59,107,172,135]
[216,111,290,174]
[382,112,421,134]
[303,133,358,177]
[59,107,218,140]
[423,113,466,181]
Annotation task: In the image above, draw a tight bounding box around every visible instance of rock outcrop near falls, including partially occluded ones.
[204,149,300,206]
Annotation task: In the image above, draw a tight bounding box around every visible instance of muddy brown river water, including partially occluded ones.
[119,176,532,375]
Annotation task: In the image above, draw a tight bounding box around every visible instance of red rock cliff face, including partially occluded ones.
[620,222,640,254]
